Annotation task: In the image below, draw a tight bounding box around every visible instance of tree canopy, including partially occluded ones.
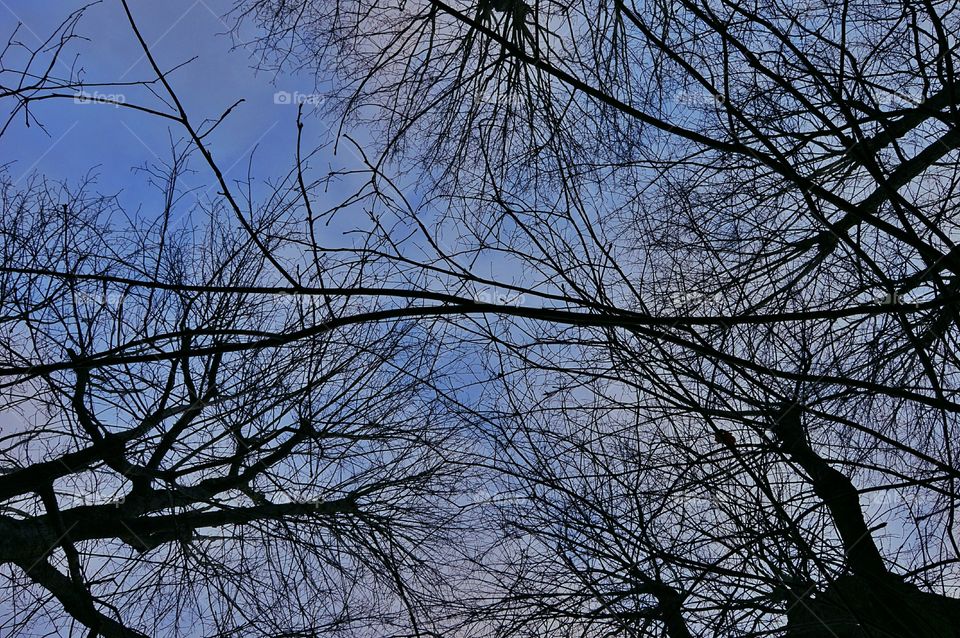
[2,0,960,635]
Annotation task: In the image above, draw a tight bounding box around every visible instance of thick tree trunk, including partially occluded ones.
[786,574,960,638]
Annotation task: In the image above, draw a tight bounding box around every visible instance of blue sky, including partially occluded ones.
[1,0,546,301]
[1,0,362,233]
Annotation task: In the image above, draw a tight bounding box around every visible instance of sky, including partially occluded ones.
[0,0,597,302]
[1,0,364,236]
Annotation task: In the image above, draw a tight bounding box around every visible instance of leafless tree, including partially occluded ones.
[0,5,478,636]
[229,0,960,636]
[5,0,960,636]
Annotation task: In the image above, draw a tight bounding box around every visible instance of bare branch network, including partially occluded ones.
[1,0,960,636]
